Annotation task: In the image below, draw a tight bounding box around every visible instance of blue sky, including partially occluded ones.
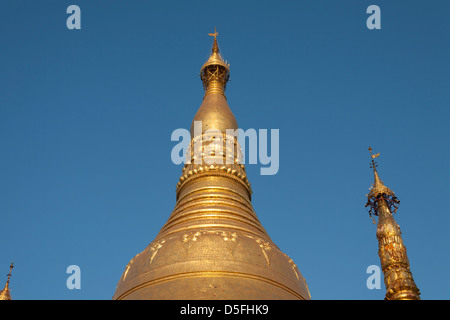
[0,1,449,300]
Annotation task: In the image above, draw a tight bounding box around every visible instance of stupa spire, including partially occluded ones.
[113,31,310,300]
[365,148,420,300]
[0,262,14,300]
[209,27,219,53]
[200,28,230,97]
[366,147,399,220]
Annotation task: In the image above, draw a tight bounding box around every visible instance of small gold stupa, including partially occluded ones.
[365,148,420,300]
[113,30,310,300]
[0,262,14,300]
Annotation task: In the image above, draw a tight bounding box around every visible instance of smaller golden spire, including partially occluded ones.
[365,149,420,300]
[0,262,14,300]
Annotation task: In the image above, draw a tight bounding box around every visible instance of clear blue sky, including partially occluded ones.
[1,1,449,300]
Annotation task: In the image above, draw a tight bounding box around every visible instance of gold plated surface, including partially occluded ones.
[113,31,310,300]
[365,148,420,300]
[0,262,14,300]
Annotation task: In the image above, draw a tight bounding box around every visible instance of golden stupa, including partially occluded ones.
[0,262,13,300]
[113,30,311,300]
[365,148,420,300]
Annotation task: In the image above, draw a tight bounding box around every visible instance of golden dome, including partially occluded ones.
[113,31,310,300]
